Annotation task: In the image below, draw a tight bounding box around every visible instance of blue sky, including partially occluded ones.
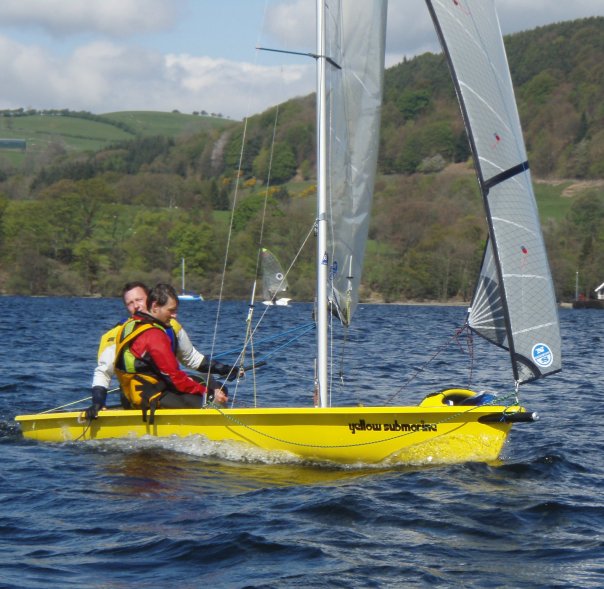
[0,0,602,120]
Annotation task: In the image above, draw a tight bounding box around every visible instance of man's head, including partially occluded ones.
[148,283,179,325]
[122,281,149,315]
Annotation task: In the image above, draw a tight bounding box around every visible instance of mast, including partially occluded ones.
[316,0,329,407]
[181,257,185,293]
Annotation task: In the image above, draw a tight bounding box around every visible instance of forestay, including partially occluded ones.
[426,0,561,383]
[324,0,387,326]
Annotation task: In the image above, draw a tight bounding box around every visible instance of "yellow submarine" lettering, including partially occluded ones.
[348,419,437,435]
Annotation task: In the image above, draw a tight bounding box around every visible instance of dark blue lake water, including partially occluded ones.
[1,297,603,588]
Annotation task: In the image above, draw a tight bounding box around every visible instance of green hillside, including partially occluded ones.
[103,111,234,137]
[0,113,132,154]
[0,109,235,165]
[231,17,604,181]
[0,18,602,302]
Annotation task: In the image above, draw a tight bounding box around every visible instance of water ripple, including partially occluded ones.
[1,299,603,588]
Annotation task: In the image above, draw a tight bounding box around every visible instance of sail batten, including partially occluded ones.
[484,161,530,190]
[427,0,562,384]
[491,217,540,234]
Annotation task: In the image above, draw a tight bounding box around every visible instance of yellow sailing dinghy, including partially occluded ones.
[16,0,561,465]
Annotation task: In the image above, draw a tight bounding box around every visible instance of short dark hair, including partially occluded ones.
[148,283,178,307]
[121,281,149,299]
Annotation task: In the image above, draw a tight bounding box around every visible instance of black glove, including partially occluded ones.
[198,360,238,381]
[85,386,107,420]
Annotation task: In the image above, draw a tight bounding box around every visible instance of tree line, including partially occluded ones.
[1,164,601,302]
[0,17,602,301]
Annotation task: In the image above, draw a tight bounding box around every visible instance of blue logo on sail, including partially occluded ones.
[532,343,553,368]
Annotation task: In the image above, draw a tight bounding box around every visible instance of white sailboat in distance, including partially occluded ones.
[177,257,203,302]
[261,248,291,306]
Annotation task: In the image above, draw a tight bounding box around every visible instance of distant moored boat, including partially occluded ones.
[178,257,203,301]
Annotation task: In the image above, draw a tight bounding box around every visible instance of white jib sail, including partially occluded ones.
[426,0,561,383]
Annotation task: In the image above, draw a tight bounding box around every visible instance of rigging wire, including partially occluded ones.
[236,104,280,391]
[207,2,318,406]
[37,387,121,414]
[255,105,280,279]
[216,98,315,401]
[204,0,276,380]
[383,322,476,404]
[206,114,249,373]
[232,282,260,408]
[206,391,522,452]
[206,88,316,407]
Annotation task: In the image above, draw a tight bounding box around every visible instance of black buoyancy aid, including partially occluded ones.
[114,315,174,423]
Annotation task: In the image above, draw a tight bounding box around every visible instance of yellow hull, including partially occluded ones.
[15,389,527,465]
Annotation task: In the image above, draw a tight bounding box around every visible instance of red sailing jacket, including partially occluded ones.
[127,314,206,396]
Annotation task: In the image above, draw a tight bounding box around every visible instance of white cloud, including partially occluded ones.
[385,0,604,66]
[0,0,602,119]
[0,0,183,37]
[0,33,313,119]
[264,0,315,51]
[260,1,439,71]
[161,54,313,118]
[386,0,438,64]
[495,0,604,34]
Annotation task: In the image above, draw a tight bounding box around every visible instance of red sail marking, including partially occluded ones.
[452,0,471,15]
[491,132,501,149]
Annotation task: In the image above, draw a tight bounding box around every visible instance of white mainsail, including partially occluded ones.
[323,0,387,326]
[426,0,561,383]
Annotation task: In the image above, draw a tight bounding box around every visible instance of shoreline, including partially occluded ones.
[0,294,577,308]
[361,301,469,307]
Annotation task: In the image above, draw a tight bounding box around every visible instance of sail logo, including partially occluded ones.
[532,343,553,368]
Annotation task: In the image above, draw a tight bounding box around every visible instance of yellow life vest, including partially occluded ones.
[97,324,121,361]
[114,318,168,412]
[98,319,182,361]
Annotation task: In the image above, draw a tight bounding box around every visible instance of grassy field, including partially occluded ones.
[534,181,575,222]
[103,111,235,137]
[0,113,132,153]
[0,110,236,165]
